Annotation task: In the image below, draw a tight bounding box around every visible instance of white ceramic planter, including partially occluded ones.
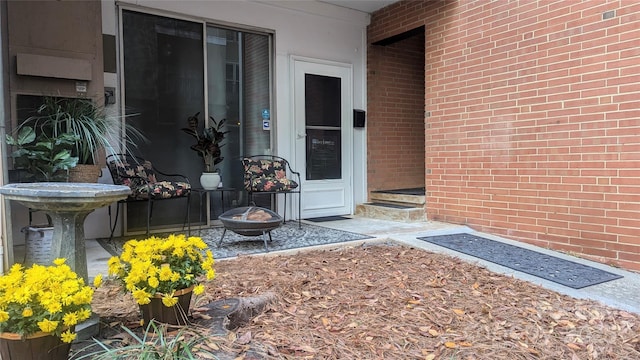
[200,172,221,190]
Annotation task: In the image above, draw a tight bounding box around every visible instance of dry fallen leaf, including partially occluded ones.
[236,331,252,345]
[567,343,581,350]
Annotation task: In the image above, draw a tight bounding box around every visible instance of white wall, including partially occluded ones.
[95,0,370,237]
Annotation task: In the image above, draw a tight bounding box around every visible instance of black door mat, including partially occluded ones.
[305,216,351,222]
[416,233,623,289]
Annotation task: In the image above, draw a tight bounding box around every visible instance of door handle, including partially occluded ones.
[297,133,306,139]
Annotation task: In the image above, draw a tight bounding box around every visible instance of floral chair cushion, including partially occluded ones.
[133,180,191,200]
[107,159,191,201]
[242,158,299,192]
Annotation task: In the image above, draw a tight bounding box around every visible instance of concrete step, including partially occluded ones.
[370,191,425,206]
[355,202,425,222]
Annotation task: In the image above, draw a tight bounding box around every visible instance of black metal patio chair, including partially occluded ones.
[106,154,191,238]
[242,155,301,228]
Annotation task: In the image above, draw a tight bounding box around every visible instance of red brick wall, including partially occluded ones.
[369,0,640,271]
[367,33,425,192]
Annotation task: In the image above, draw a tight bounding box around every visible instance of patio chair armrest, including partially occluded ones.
[153,168,190,184]
[290,169,301,182]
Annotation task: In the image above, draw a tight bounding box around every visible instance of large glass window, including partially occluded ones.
[122,9,271,233]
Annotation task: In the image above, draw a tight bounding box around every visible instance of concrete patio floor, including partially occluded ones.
[77,216,640,315]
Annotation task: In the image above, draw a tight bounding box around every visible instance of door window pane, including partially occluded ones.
[123,10,204,231]
[305,74,341,180]
[306,129,341,179]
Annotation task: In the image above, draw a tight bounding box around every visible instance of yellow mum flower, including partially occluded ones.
[60,330,77,343]
[161,293,178,307]
[132,288,151,305]
[22,308,33,317]
[53,258,66,266]
[172,247,185,257]
[72,287,94,305]
[158,266,173,281]
[206,269,216,280]
[107,257,122,276]
[148,276,159,288]
[37,319,59,333]
[63,312,79,326]
[193,284,205,295]
[9,263,23,273]
[77,308,92,322]
[12,288,31,305]
[170,273,180,282]
[45,301,62,314]
[0,310,9,322]
[93,274,103,288]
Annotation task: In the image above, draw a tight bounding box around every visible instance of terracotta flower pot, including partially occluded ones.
[0,331,70,360]
[139,286,194,326]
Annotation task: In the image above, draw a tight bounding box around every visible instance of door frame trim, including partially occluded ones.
[289,55,354,218]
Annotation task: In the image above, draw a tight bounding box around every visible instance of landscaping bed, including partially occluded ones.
[85,244,640,359]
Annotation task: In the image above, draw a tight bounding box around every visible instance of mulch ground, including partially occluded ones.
[82,243,640,359]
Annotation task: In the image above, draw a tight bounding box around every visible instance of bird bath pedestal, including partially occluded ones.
[0,183,130,282]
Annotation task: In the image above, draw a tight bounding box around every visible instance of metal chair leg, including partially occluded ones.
[298,190,301,229]
[146,199,152,237]
[283,193,287,224]
[108,203,121,240]
[183,193,191,236]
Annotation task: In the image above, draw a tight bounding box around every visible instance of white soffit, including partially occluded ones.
[318,0,398,13]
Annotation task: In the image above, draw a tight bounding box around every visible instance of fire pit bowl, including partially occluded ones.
[218,206,283,236]
[217,207,283,250]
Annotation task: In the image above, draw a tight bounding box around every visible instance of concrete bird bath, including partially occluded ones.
[0,182,130,282]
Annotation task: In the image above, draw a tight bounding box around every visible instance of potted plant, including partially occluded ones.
[18,96,144,183]
[5,126,81,264]
[0,259,95,360]
[5,126,79,182]
[106,234,216,325]
[181,112,228,189]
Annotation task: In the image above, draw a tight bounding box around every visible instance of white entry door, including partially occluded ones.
[292,58,353,218]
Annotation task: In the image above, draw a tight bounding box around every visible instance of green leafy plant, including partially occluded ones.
[70,320,219,359]
[5,125,79,181]
[181,112,228,172]
[18,96,144,166]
